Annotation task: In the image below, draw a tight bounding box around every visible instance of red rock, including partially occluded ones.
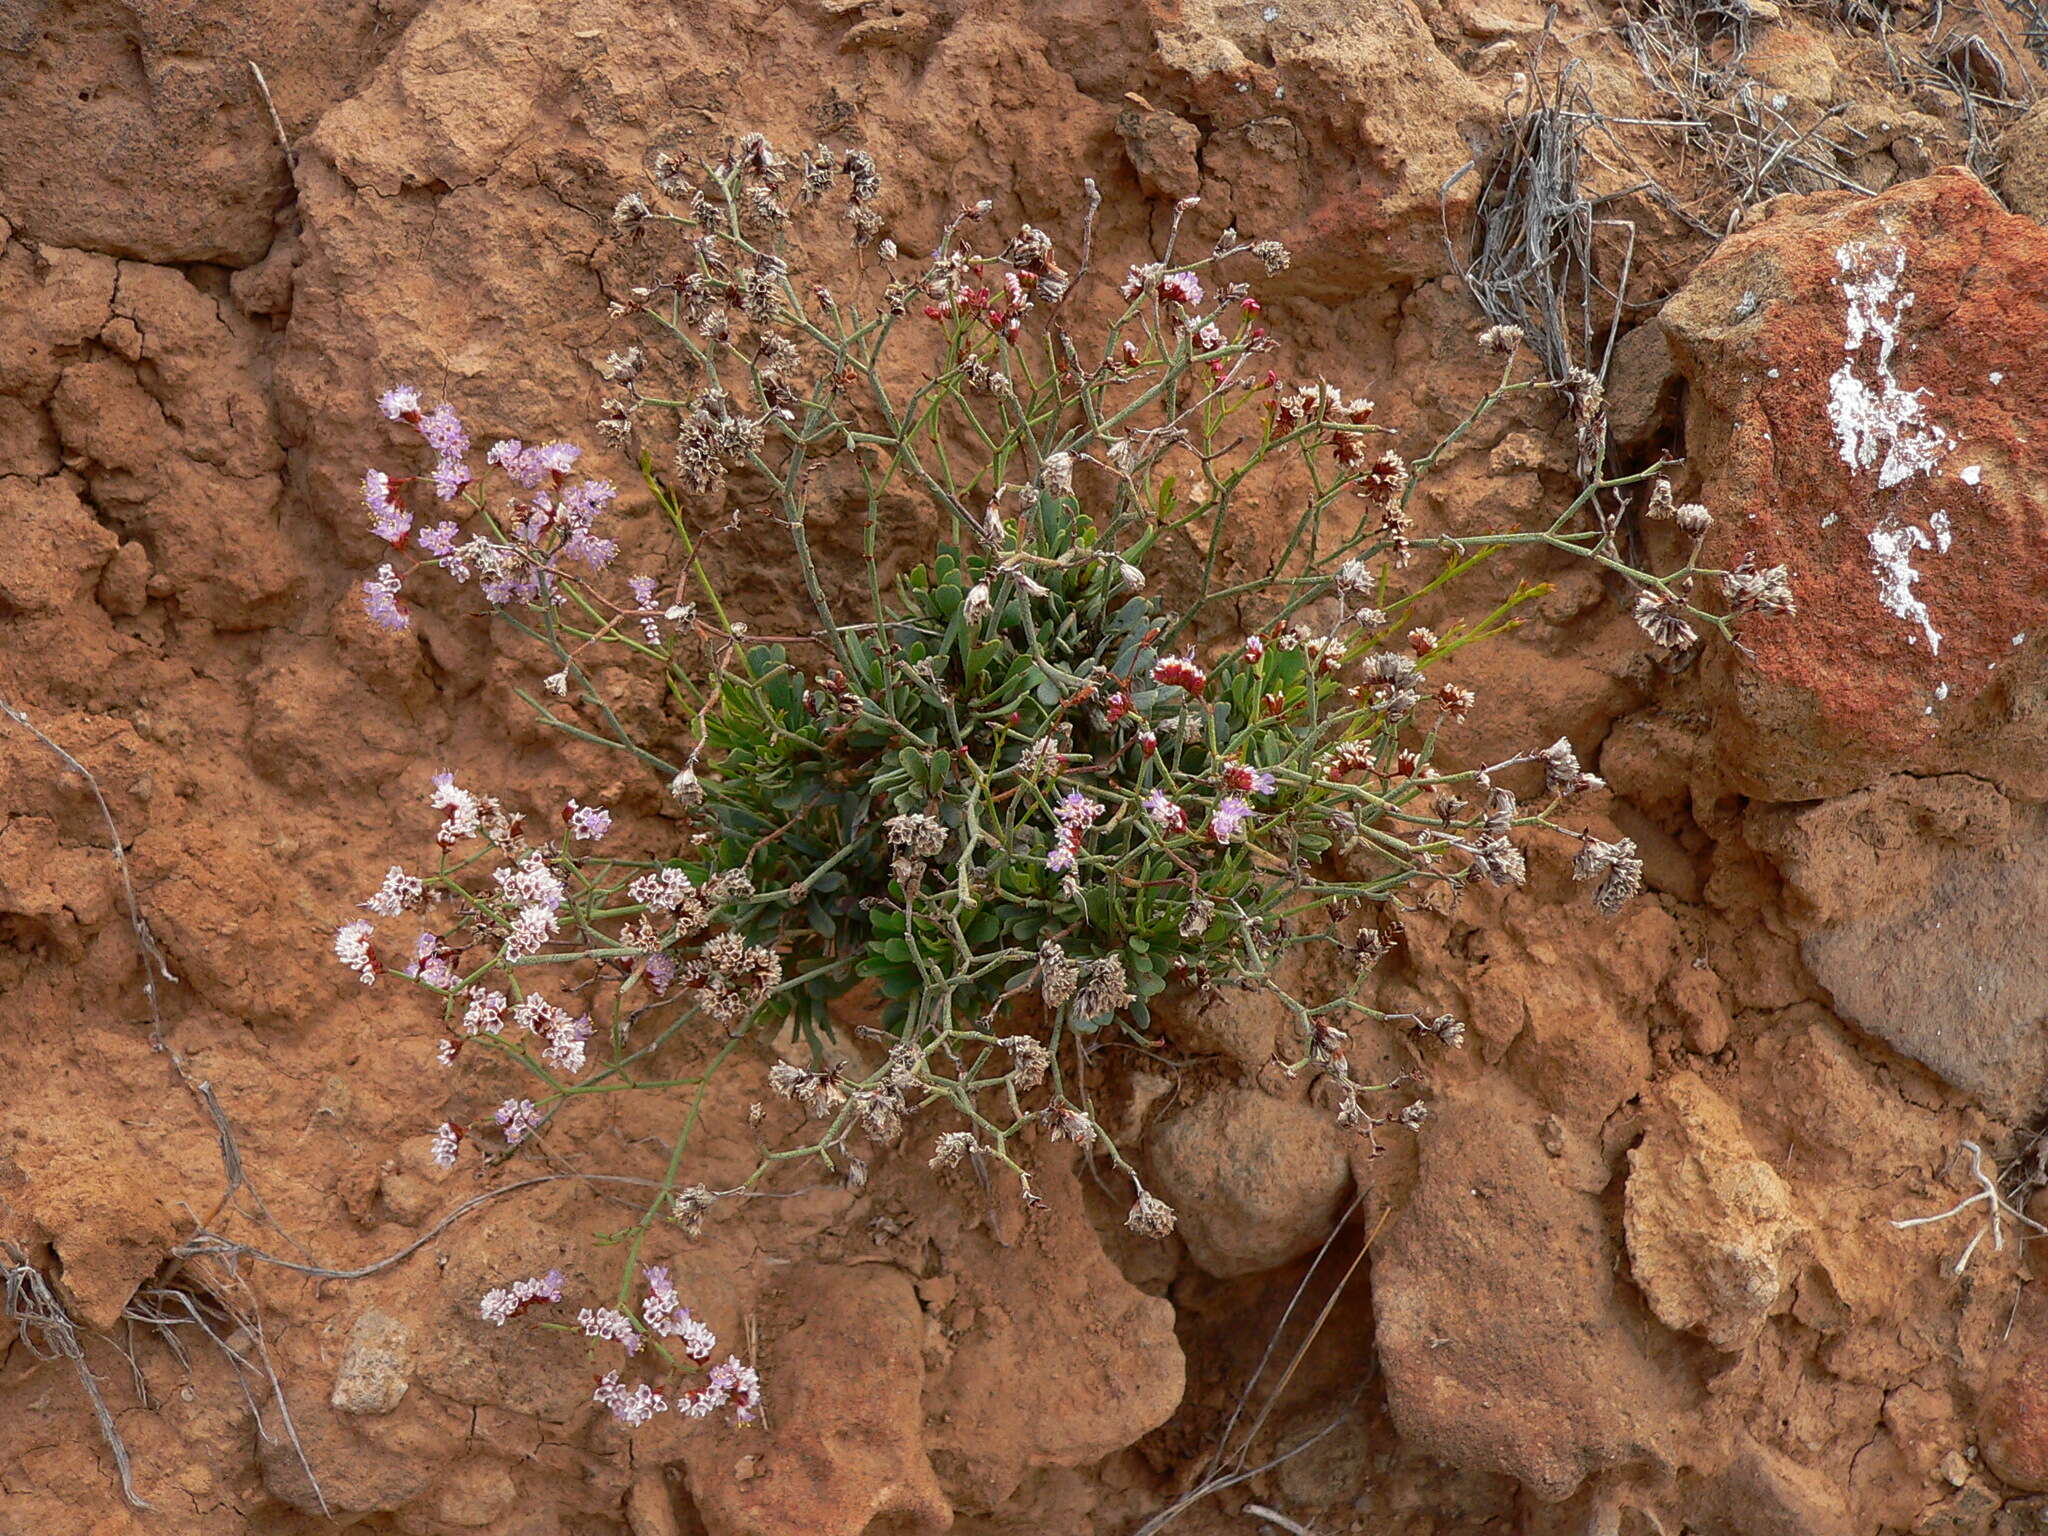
[1981,1342,2048,1492]
[1663,169,2048,799]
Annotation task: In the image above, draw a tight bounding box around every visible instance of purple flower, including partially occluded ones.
[417,520,461,558]
[479,1269,565,1325]
[642,1266,717,1360]
[361,564,409,631]
[364,471,413,544]
[594,1372,668,1426]
[542,1014,592,1074]
[1220,761,1278,797]
[431,460,472,501]
[1046,836,1078,874]
[1142,788,1187,832]
[378,385,421,420]
[644,953,678,994]
[563,529,618,571]
[534,441,582,474]
[489,439,549,489]
[1160,271,1204,306]
[579,1306,643,1354]
[1209,794,1254,844]
[417,403,470,462]
[627,575,658,607]
[566,801,612,841]
[495,1097,543,1145]
[1055,790,1103,827]
[559,478,616,523]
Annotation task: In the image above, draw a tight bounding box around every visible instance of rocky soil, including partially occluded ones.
[5,0,2048,1533]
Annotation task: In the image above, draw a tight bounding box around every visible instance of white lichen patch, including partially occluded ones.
[1826,241,1952,490]
[1959,464,1982,485]
[1869,513,1947,654]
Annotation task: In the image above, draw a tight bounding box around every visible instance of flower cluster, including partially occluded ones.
[357,397,626,631]
[478,1264,760,1428]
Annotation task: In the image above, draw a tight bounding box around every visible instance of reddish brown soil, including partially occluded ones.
[5,2,2048,1535]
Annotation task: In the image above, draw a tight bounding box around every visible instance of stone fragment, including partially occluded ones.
[0,474,117,615]
[1373,1089,1676,1499]
[2000,102,2048,220]
[1749,776,2048,1119]
[1118,108,1203,202]
[1152,983,1285,1071]
[923,1152,1184,1508]
[1144,1084,1352,1277]
[331,1309,415,1416]
[423,1457,519,1527]
[679,1264,951,1536]
[1624,1073,1809,1349]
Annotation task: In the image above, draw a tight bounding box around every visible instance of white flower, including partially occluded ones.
[363,865,423,917]
[333,921,377,983]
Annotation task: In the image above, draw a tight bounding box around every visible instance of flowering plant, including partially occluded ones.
[338,138,1789,1425]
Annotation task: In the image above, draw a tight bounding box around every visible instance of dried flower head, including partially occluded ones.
[1572,837,1645,914]
[1126,1189,1178,1239]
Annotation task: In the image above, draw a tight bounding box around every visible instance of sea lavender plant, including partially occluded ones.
[338,136,1790,1425]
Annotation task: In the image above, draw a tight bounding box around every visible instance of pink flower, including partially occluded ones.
[542,1014,592,1074]
[494,851,566,910]
[1160,271,1204,306]
[429,772,482,843]
[678,1356,762,1423]
[1209,794,1254,844]
[361,564,409,631]
[1196,322,1225,353]
[495,1098,543,1145]
[1243,635,1266,663]
[1150,654,1207,695]
[462,988,508,1036]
